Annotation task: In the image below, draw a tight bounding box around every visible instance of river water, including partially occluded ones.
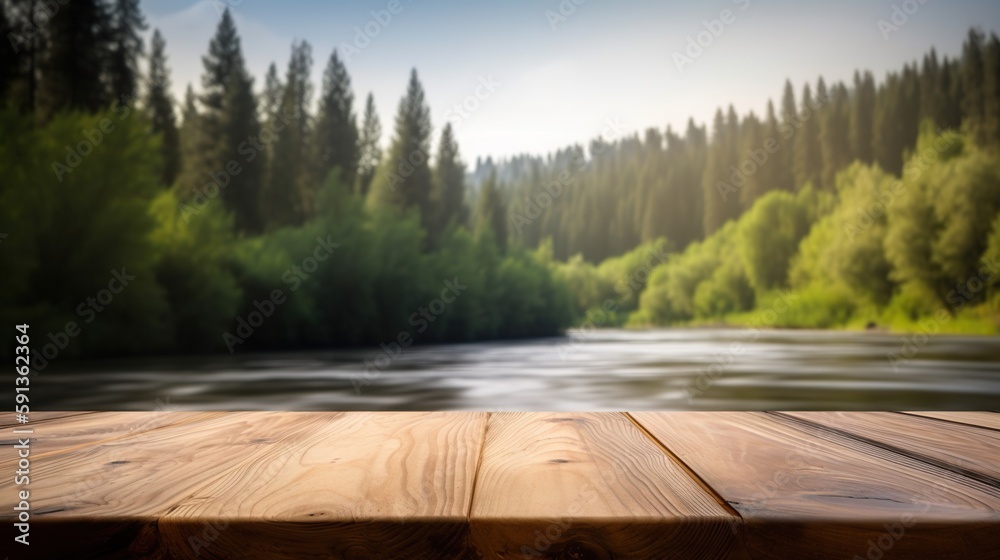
[35,328,1000,411]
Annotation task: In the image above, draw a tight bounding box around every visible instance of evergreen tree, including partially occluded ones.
[261,62,283,122]
[983,33,1000,145]
[430,123,467,241]
[776,80,798,192]
[38,0,111,119]
[178,85,200,185]
[313,50,358,188]
[190,9,263,232]
[961,29,986,143]
[702,109,731,236]
[820,82,851,190]
[145,29,180,186]
[475,170,507,251]
[106,0,146,101]
[793,83,822,189]
[357,92,383,196]
[368,69,434,228]
[850,70,876,164]
[262,40,313,227]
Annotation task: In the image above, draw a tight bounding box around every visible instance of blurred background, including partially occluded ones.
[1,0,999,410]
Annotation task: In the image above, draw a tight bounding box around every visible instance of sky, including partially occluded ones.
[142,0,1000,163]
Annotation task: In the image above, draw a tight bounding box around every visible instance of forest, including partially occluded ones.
[1,0,999,363]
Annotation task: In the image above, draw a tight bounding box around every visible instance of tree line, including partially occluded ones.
[0,2,568,360]
[496,29,1000,263]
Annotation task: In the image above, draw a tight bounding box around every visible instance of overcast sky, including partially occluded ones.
[142,0,1000,162]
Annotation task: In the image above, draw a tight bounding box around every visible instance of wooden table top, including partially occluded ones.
[2,411,998,559]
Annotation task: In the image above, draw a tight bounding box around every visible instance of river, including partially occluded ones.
[34,328,1000,411]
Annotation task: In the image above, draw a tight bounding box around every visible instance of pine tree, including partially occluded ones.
[850,70,876,164]
[961,29,986,143]
[776,80,798,192]
[793,83,822,190]
[38,0,111,119]
[368,69,434,229]
[430,123,467,241]
[475,170,507,251]
[357,93,383,196]
[983,33,1000,145]
[702,108,731,236]
[191,9,264,233]
[313,50,359,188]
[262,40,313,227]
[820,82,850,190]
[106,0,146,102]
[261,62,283,122]
[145,30,180,186]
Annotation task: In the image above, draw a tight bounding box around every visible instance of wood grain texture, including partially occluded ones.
[0,410,99,428]
[0,411,486,560]
[903,411,1000,431]
[630,411,1000,560]
[157,411,487,560]
[781,411,1000,484]
[469,412,743,560]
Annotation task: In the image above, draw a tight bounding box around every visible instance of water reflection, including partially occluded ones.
[31,329,1000,411]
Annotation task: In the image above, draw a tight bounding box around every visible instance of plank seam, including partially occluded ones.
[624,412,744,520]
[769,412,1000,491]
[897,411,1000,433]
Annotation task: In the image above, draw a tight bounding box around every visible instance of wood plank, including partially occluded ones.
[469,412,743,560]
[0,411,217,459]
[631,411,1000,560]
[157,411,486,560]
[0,411,486,560]
[903,411,1000,431]
[781,411,1000,484]
[0,411,99,428]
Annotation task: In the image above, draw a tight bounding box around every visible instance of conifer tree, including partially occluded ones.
[850,70,876,164]
[431,123,467,240]
[190,9,264,232]
[38,0,111,119]
[314,50,359,188]
[368,69,434,228]
[793,83,822,189]
[145,29,180,186]
[357,93,383,196]
[262,40,313,227]
[475,170,507,251]
[106,0,146,101]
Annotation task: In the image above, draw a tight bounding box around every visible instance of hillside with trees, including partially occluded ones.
[1,1,999,361]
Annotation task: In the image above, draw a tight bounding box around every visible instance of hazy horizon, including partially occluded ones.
[144,0,1000,162]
